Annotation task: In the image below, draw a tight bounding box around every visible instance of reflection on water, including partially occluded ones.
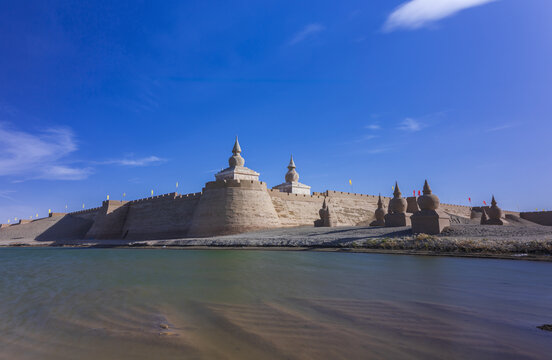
[0,249,551,359]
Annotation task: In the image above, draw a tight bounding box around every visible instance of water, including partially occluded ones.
[0,248,551,359]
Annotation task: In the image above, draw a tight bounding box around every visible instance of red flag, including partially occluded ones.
[483,201,487,205]
[413,190,415,196]
[418,190,421,196]
[468,197,471,202]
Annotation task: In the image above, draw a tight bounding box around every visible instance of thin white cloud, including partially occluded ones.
[348,134,379,145]
[0,123,91,180]
[365,124,381,130]
[383,0,497,32]
[288,23,325,45]
[485,123,516,132]
[0,190,16,201]
[367,146,393,154]
[100,156,166,167]
[398,118,424,132]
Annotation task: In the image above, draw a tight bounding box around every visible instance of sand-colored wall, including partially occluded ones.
[1,186,478,242]
[520,211,552,226]
[121,192,201,240]
[268,189,474,227]
[439,203,472,218]
[269,190,392,227]
[323,191,389,226]
[0,214,96,243]
[268,190,325,227]
[85,200,129,239]
[188,180,281,237]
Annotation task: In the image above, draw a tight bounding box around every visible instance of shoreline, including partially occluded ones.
[2,243,551,262]
[2,224,551,262]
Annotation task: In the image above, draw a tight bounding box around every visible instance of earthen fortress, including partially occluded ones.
[2,139,477,240]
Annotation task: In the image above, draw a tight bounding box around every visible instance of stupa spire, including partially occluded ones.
[288,155,296,170]
[228,136,245,167]
[232,136,242,155]
[285,154,299,183]
[423,179,432,195]
[370,193,386,226]
[393,181,401,197]
[491,195,497,207]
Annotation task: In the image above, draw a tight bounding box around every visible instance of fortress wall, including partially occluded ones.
[520,211,552,226]
[188,180,281,237]
[470,206,520,219]
[324,191,388,226]
[269,190,392,227]
[439,203,472,218]
[85,200,130,239]
[121,192,201,240]
[0,214,95,243]
[70,207,102,222]
[272,189,474,227]
[268,190,325,227]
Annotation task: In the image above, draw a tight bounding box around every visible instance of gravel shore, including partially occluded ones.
[2,221,551,261]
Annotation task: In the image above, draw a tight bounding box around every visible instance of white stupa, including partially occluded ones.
[215,137,260,181]
[272,155,311,195]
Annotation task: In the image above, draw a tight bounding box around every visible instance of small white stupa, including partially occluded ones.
[215,137,260,181]
[272,155,311,195]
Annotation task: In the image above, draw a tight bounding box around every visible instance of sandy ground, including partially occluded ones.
[1,215,551,260]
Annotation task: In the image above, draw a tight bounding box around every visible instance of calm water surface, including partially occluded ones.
[0,248,551,359]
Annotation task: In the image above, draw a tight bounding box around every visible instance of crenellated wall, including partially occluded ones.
[3,184,481,241]
[85,200,129,239]
[121,192,201,240]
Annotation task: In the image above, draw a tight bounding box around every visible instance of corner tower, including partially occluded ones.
[188,138,281,237]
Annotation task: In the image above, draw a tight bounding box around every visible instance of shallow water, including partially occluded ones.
[0,248,551,359]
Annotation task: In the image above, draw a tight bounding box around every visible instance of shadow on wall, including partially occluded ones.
[35,215,95,244]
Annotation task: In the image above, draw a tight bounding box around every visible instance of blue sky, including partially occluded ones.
[1,0,551,222]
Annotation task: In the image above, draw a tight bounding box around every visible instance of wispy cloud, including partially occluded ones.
[99,156,166,167]
[347,134,379,145]
[383,0,497,32]
[366,146,394,154]
[0,190,16,201]
[398,118,424,132]
[365,124,381,130]
[485,123,516,132]
[0,123,92,180]
[288,23,325,45]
